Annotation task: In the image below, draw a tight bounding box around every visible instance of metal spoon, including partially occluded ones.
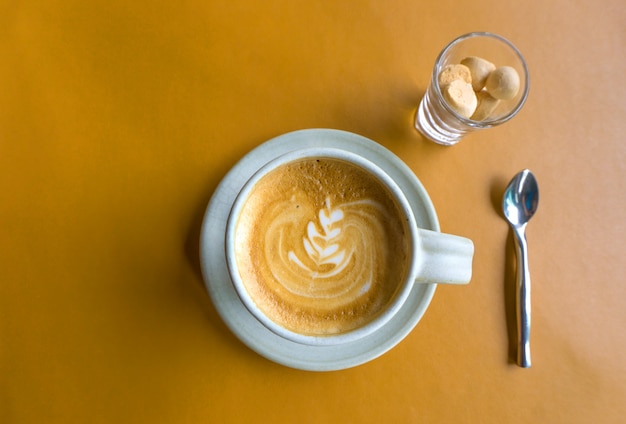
[502,169,539,368]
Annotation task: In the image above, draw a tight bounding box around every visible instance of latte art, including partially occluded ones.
[273,197,381,297]
[234,158,410,336]
[293,199,354,280]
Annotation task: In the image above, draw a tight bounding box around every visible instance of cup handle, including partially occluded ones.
[415,229,474,285]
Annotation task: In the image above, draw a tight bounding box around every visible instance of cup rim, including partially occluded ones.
[432,31,530,127]
[225,147,420,346]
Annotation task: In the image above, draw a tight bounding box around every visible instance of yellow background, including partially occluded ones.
[2,0,625,422]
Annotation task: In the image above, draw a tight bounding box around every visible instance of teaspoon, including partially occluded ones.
[502,169,539,368]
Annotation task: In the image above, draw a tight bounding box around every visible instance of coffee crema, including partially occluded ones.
[234,157,411,336]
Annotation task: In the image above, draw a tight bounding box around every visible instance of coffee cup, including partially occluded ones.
[225,147,473,346]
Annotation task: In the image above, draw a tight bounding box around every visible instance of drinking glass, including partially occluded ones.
[415,32,529,146]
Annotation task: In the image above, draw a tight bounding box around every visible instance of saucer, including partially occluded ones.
[199,129,439,371]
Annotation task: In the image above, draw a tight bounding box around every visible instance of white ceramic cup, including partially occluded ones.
[225,147,473,346]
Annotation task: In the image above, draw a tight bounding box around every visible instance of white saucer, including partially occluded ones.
[199,129,439,371]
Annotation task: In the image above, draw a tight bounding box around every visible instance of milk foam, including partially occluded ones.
[234,158,410,336]
[272,197,380,298]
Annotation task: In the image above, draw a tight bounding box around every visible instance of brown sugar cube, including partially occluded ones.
[442,79,478,118]
[485,66,520,100]
[461,56,496,92]
[438,64,472,86]
[471,91,500,121]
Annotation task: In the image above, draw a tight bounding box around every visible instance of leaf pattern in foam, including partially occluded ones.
[297,198,351,272]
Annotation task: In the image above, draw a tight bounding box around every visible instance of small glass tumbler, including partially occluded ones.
[415,32,529,146]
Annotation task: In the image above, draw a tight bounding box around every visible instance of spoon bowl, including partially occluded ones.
[502,169,539,368]
[503,170,539,227]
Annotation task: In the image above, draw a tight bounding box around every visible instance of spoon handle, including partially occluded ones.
[513,226,531,368]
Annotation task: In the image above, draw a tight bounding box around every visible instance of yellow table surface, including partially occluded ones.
[2,1,625,422]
